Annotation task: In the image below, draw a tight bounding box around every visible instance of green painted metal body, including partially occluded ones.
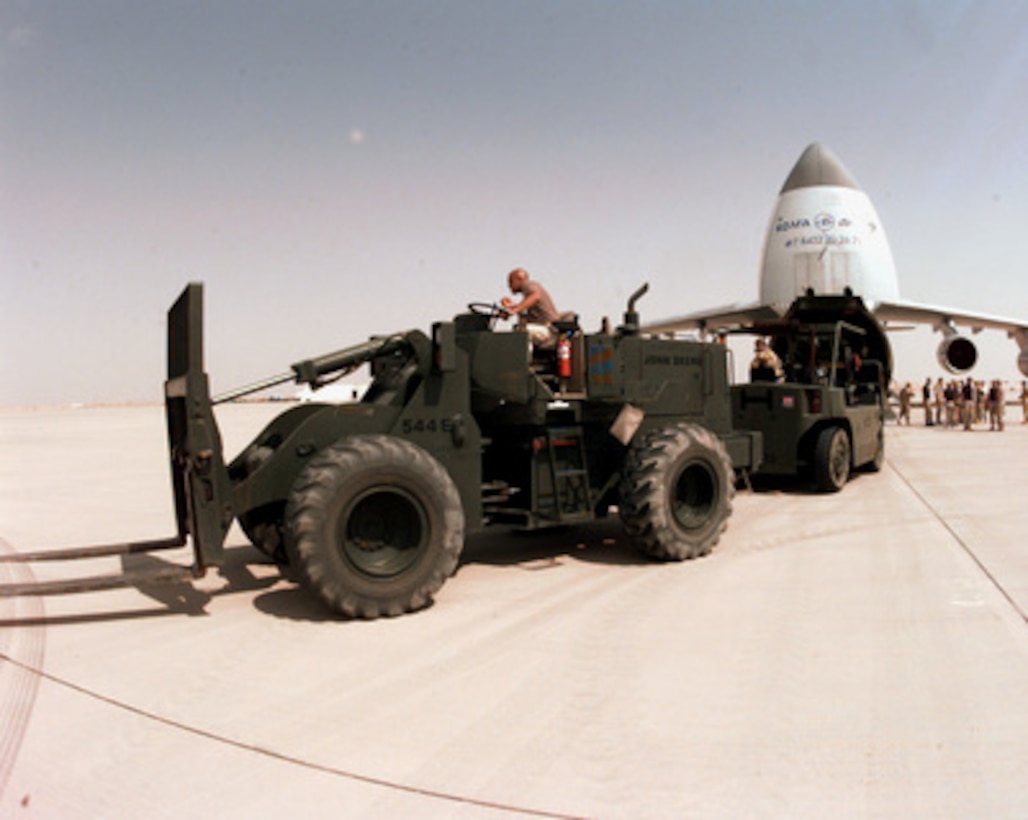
[159,283,765,569]
[224,307,762,543]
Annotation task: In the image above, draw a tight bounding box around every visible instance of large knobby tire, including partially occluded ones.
[813,426,851,492]
[619,423,734,561]
[285,436,464,619]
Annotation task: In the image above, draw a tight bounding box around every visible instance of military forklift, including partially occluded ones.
[730,291,890,492]
[1,282,762,618]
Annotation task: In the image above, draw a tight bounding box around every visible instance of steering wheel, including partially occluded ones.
[467,302,506,319]
[466,302,510,330]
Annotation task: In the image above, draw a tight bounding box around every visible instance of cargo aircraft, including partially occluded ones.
[646,143,1028,378]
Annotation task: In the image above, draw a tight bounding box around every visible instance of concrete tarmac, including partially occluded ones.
[1,404,1027,818]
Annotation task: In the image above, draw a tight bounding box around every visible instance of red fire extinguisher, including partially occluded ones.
[557,335,572,378]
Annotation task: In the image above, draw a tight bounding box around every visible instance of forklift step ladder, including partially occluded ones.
[545,426,592,521]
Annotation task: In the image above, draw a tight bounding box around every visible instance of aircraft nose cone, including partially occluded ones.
[780,143,860,193]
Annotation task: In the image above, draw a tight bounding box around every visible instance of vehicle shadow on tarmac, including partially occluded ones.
[742,469,876,495]
[2,503,792,626]
[0,545,287,627]
[250,520,653,623]
[460,518,651,569]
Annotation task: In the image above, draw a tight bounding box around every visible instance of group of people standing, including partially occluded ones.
[896,377,1028,431]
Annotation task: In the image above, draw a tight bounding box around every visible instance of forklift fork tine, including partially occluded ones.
[0,537,185,564]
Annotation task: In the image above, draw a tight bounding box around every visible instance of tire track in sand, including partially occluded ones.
[0,538,46,796]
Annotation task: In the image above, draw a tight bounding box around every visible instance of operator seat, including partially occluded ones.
[531,313,580,384]
[533,311,579,351]
[551,311,580,336]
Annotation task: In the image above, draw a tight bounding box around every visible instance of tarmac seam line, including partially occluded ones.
[0,647,586,820]
[888,460,1028,625]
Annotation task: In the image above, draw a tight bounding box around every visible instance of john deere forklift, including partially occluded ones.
[1,282,762,618]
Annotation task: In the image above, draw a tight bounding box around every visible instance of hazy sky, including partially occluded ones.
[2,1,1026,406]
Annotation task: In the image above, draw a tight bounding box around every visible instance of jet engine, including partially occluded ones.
[936,325,977,373]
[1018,344,1028,378]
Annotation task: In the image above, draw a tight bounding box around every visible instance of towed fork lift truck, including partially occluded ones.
[730,292,890,492]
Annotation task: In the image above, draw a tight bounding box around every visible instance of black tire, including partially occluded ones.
[285,435,464,618]
[813,426,851,492]
[239,508,286,563]
[619,423,734,560]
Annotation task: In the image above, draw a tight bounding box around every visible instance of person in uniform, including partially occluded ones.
[750,338,784,383]
[962,378,976,430]
[988,379,1005,431]
[945,380,958,428]
[500,268,560,349]
[922,378,934,426]
[898,382,913,425]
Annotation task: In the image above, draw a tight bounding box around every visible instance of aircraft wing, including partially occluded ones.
[643,301,786,335]
[874,299,1028,376]
[873,299,1028,337]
